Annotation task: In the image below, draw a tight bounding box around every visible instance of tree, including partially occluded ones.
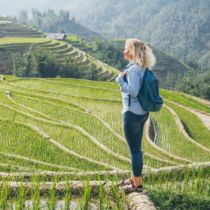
[34,48,60,77]
[18,10,28,24]
[85,64,98,80]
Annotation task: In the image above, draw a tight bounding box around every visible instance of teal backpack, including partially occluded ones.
[136,68,163,112]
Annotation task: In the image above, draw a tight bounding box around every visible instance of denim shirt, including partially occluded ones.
[115,61,148,115]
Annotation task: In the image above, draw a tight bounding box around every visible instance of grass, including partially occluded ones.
[0,37,49,45]
[0,74,209,208]
[0,119,106,172]
[11,79,120,100]
[150,106,210,162]
[1,78,209,167]
[161,89,210,114]
[67,34,82,42]
[165,100,210,149]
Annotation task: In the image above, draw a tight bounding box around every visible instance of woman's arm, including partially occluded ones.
[116,67,140,97]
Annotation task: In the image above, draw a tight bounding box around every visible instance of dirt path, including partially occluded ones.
[169,100,210,130]
[191,109,210,130]
[125,191,156,210]
[181,92,210,106]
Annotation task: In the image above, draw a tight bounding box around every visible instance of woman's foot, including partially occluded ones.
[122,183,144,194]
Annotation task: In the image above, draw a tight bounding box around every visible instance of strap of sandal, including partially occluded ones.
[123,183,143,193]
[123,177,133,184]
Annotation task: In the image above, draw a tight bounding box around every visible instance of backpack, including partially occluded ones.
[137,68,163,112]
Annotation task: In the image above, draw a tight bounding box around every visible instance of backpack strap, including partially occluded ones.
[126,63,135,107]
[128,67,147,107]
[128,95,131,106]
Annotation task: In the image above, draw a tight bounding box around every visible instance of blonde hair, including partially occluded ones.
[125,38,157,69]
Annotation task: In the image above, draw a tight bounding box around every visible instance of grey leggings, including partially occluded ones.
[123,111,149,176]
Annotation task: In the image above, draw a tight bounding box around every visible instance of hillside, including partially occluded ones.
[0,1,210,208]
[0,16,44,38]
[67,36,193,88]
[14,9,105,40]
[0,17,119,81]
[0,17,195,88]
[66,0,210,70]
[0,38,118,81]
[0,74,209,208]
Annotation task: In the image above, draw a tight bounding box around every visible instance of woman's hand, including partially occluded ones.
[115,70,127,83]
[118,71,127,77]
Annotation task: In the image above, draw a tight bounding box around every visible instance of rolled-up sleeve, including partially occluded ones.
[116,67,140,97]
[115,74,124,83]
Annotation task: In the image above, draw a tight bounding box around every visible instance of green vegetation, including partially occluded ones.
[66,34,194,89]
[165,100,210,149]
[0,36,118,81]
[12,47,60,77]
[161,89,210,114]
[175,69,210,100]
[0,11,210,207]
[67,0,210,70]
[0,74,209,208]
[0,37,48,45]
[66,35,128,70]
[0,17,198,92]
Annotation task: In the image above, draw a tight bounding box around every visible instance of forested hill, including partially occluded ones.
[66,0,210,70]
[14,9,104,40]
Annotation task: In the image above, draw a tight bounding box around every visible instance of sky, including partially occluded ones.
[0,0,82,17]
[0,0,140,20]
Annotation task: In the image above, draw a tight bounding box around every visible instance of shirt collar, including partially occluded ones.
[126,60,135,68]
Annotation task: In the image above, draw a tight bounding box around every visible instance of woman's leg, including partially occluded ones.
[133,112,149,186]
[132,121,144,186]
[123,111,149,186]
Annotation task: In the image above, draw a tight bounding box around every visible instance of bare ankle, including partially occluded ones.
[133,176,143,186]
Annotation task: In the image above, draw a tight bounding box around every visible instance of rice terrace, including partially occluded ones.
[0,2,210,209]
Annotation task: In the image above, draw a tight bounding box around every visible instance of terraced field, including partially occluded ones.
[0,75,209,208]
[0,17,194,88]
[0,17,119,81]
[0,37,118,81]
[0,17,209,209]
[0,17,44,38]
[0,75,209,173]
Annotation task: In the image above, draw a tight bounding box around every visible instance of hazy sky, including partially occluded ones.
[0,0,82,17]
[0,0,141,20]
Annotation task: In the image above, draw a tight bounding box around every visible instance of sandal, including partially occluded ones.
[122,183,144,194]
[118,177,134,187]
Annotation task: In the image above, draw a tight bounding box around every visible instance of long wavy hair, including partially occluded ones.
[125,38,157,70]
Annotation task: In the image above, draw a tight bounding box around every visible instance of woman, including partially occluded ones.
[115,38,157,193]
